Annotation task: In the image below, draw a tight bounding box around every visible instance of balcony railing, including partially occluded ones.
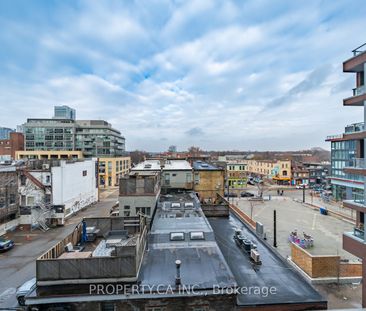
[345,122,364,134]
[352,42,366,56]
[326,134,343,140]
[352,85,366,97]
[345,158,366,169]
[353,227,365,241]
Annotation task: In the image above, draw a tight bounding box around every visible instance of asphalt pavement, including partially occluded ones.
[0,188,117,310]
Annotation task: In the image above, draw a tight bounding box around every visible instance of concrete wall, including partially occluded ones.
[162,170,193,189]
[119,194,158,217]
[291,243,362,278]
[52,160,98,217]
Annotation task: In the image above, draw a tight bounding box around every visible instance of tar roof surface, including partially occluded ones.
[209,214,326,306]
[138,192,236,290]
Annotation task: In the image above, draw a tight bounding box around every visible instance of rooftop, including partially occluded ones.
[138,192,236,290]
[209,214,326,306]
[192,160,221,171]
[163,159,192,171]
[131,160,162,171]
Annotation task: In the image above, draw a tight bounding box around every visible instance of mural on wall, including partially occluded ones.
[271,166,280,178]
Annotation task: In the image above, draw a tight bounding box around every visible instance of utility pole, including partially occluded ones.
[273,209,277,248]
[303,185,305,203]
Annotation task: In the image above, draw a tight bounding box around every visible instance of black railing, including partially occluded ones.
[352,42,366,56]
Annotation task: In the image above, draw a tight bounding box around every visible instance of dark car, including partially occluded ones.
[240,191,255,198]
[0,237,14,252]
[225,191,238,198]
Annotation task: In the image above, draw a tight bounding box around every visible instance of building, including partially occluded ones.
[26,194,237,310]
[25,191,326,310]
[0,132,24,160]
[192,160,225,202]
[119,172,160,218]
[226,161,248,188]
[53,105,76,120]
[131,159,193,192]
[292,164,310,186]
[15,150,83,160]
[326,123,364,201]
[0,127,14,140]
[245,159,292,184]
[18,159,98,228]
[98,157,131,188]
[22,107,125,158]
[330,43,366,308]
[0,166,19,228]
[303,162,330,188]
[75,120,125,157]
[161,160,193,191]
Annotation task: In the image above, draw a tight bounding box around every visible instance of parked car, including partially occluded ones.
[296,183,308,189]
[16,277,36,306]
[225,191,238,198]
[240,191,255,198]
[0,237,14,252]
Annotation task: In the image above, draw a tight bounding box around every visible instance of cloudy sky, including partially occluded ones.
[0,0,365,151]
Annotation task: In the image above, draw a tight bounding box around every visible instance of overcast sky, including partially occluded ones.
[0,0,365,151]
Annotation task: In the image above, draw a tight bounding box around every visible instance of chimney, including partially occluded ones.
[175,259,181,286]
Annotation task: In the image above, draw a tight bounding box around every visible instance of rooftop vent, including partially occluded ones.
[171,202,181,209]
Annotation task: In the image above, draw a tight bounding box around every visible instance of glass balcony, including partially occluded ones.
[352,85,366,96]
[345,158,366,169]
[353,227,365,241]
[345,122,364,134]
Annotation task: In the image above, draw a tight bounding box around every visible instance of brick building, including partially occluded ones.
[0,132,24,160]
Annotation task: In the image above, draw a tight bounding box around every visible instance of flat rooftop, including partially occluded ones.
[163,160,192,171]
[209,213,326,306]
[131,160,162,171]
[138,192,236,290]
[192,161,221,170]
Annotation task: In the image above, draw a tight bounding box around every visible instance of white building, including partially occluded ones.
[19,159,98,228]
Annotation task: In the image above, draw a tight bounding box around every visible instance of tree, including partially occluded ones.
[168,145,177,153]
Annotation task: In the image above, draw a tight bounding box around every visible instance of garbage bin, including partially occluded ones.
[319,207,328,215]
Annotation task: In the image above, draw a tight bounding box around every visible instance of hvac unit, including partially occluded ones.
[250,249,261,264]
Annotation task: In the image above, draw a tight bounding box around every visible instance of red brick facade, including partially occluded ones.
[0,132,24,159]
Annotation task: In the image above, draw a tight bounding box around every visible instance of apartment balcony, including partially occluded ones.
[345,122,364,134]
[343,42,366,73]
[343,158,366,176]
[343,230,366,258]
[344,87,366,106]
[343,199,366,213]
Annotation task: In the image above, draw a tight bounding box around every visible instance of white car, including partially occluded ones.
[16,277,36,306]
[296,184,307,189]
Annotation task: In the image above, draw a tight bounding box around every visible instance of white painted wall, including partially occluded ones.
[52,159,98,218]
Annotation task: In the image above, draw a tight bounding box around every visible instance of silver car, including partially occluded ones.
[16,277,36,306]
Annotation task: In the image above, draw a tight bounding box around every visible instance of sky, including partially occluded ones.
[0,0,365,152]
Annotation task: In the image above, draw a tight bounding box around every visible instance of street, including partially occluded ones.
[0,188,118,310]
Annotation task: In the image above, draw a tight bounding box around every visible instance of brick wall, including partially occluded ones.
[291,243,362,278]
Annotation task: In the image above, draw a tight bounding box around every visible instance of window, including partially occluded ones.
[170,232,185,241]
[27,196,35,206]
[9,194,16,204]
[101,302,116,311]
[146,307,167,311]
[83,170,87,176]
[124,205,130,210]
[190,231,205,240]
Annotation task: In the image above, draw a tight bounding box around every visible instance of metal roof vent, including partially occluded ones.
[175,259,181,286]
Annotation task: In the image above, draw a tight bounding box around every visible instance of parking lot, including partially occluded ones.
[0,188,117,309]
[232,194,358,262]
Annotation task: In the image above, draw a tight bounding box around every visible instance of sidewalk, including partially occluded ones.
[299,195,356,222]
